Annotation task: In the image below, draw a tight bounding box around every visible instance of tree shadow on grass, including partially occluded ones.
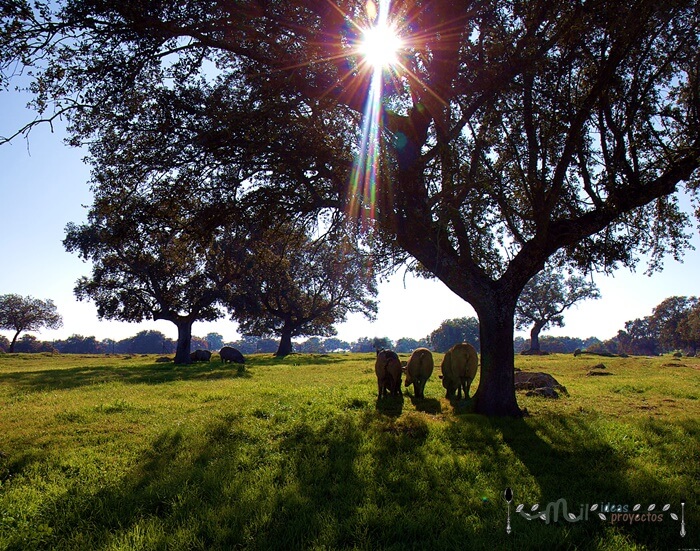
[408,393,442,414]
[21,414,370,550]
[7,406,697,550]
[0,361,252,393]
[446,412,697,550]
[26,410,499,551]
[246,353,349,367]
[375,393,404,417]
[447,395,474,414]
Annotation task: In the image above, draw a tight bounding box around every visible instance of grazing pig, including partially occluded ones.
[375,349,402,398]
[219,346,245,364]
[440,342,478,399]
[190,349,212,362]
[403,348,434,399]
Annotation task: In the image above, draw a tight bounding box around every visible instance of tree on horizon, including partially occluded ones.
[63,182,252,364]
[230,223,378,357]
[515,268,600,353]
[0,294,63,352]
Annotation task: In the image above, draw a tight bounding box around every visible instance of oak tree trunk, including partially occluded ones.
[9,330,21,353]
[173,319,193,364]
[530,321,545,352]
[275,328,293,357]
[472,294,523,417]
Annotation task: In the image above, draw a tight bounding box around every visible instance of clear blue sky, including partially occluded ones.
[1,88,699,346]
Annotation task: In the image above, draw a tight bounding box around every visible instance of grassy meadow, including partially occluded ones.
[0,351,698,550]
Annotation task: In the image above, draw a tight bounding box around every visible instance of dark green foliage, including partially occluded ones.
[395,337,430,353]
[230,224,378,357]
[614,296,700,355]
[430,317,481,353]
[0,294,63,352]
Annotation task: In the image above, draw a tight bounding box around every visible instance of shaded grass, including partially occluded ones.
[0,352,698,550]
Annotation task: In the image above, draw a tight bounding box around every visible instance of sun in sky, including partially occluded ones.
[357,0,405,70]
[346,0,407,227]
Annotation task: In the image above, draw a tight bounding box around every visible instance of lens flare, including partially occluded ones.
[347,0,400,228]
[360,21,403,69]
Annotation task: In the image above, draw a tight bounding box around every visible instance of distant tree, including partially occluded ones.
[205,333,225,351]
[13,335,56,353]
[430,318,480,353]
[372,337,392,351]
[102,339,117,354]
[395,337,429,353]
[582,337,604,350]
[189,336,208,351]
[296,337,324,353]
[64,183,252,364]
[513,337,528,354]
[617,318,660,356]
[534,336,586,354]
[323,337,351,353]
[602,338,625,356]
[118,330,173,354]
[254,338,279,354]
[584,341,613,356]
[678,302,700,355]
[650,296,698,352]
[351,338,377,353]
[0,335,10,353]
[227,336,259,355]
[515,270,600,353]
[55,335,106,354]
[231,224,377,357]
[0,294,63,352]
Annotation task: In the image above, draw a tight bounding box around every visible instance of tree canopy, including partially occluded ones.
[62,179,252,363]
[0,294,63,352]
[429,317,481,353]
[3,0,699,414]
[231,223,378,356]
[615,295,700,355]
[515,268,600,352]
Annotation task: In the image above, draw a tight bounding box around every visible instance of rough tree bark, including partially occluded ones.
[173,318,194,364]
[530,320,546,353]
[470,290,522,417]
[275,326,294,357]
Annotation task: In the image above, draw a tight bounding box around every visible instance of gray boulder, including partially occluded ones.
[514,371,568,398]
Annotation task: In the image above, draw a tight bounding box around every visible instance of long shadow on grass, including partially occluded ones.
[375,393,404,417]
[408,393,442,414]
[12,410,697,550]
[0,361,251,392]
[28,410,500,550]
[446,413,694,550]
[29,413,370,550]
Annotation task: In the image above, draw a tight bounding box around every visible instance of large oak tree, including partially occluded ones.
[3,0,700,415]
[232,224,378,357]
[0,294,63,352]
[63,180,250,364]
[515,268,600,353]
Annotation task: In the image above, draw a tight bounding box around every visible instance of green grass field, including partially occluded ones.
[0,351,698,550]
